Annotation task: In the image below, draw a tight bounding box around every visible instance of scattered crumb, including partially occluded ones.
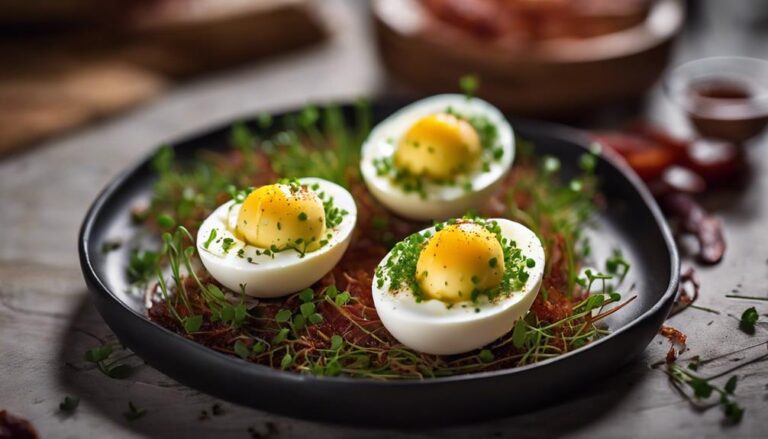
[660,325,687,363]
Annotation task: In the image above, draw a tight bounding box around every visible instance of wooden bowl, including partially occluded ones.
[374,0,685,116]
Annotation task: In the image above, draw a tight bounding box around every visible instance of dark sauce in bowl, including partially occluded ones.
[686,78,768,143]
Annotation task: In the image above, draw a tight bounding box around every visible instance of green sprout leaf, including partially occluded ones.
[724,375,738,394]
[207,284,226,301]
[335,291,351,306]
[272,328,290,345]
[579,153,597,173]
[156,214,176,229]
[325,359,342,376]
[183,315,203,333]
[123,401,147,422]
[233,304,247,326]
[724,401,744,424]
[512,318,527,349]
[281,353,293,369]
[127,249,160,285]
[293,314,306,330]
[85,345,113,363]
[330,335,344,351]
[234,340,250,360]
[221,306,235,322]
[478,349,494,363]
[308,313,323,325]
[101,241,121,254]
[739,307,759,335]
[85,343,134,379]
[459,74,479,99]
[582,294,605,313]
[59,395,80,413]
[325,285,338,299]
[690,377,713,399]
[299,288,314,302]
[107,364,133,379]
[257,112,272,129]
[275,309,292,323]
[300,302,316,318]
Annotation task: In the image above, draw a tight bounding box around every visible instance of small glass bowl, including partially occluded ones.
[664,56,768,143]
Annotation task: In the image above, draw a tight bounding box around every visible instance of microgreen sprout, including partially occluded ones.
[85,343,135,379]
[605,249,630,284]
[101,241,121,254]
[460,74,479,99]
[59,395,80,413]
[141,103,632,380]
[739,307,759,335]
[663,364,745,424]
[127,249,160,286]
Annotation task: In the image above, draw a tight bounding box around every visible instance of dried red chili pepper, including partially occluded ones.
[592,132,681,181]
[593,126,728,265]
[660,192,726,264]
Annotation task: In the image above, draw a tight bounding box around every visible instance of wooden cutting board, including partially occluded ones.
[0,0,326,157]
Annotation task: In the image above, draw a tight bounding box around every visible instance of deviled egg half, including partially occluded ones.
[197,177,356,297]
[360,94,515,220]
[372,217,544,355]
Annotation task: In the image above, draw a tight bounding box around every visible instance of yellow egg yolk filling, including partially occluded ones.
[393,113,481,180]
[415,222,505,303]
[236,184,326,251]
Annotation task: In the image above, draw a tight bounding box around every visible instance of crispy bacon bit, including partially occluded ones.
[0,410,39,439]
[592,125,728,265]
[422,0,651,42]
[592,129,685,181]
[423,0,510,39]
[659,325,687,363]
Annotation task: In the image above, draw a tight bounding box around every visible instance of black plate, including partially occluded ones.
[79,102,679,427]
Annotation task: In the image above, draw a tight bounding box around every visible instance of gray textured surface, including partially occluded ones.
[1,1,767,438]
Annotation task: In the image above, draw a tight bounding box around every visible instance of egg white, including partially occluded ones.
[197,178,357,298]
[360,94,515,221]
[371,218,545,355]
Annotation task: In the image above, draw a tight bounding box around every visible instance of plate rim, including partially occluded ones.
[78,103,680,388]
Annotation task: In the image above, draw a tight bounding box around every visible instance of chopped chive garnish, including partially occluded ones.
[203,229,217,249]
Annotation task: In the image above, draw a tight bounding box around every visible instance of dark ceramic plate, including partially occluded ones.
[79,102,679,427]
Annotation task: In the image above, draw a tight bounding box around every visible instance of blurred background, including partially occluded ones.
[1,0,767,277]
[1,0,767,158]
